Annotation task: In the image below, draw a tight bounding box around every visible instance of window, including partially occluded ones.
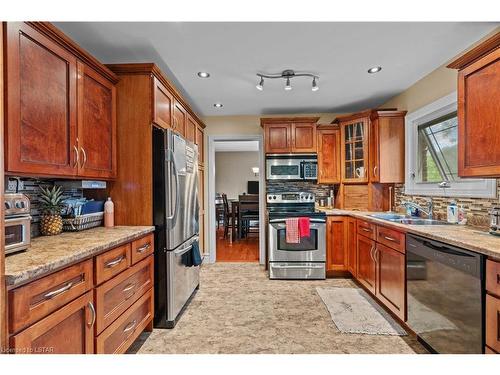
[405,92,496,198]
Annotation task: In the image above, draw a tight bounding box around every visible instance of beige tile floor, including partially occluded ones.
[128,263,427,354]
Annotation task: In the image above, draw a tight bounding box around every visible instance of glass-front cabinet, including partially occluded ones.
[341,118,369,183]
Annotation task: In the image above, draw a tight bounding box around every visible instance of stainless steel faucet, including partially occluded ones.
[402,198,433,220]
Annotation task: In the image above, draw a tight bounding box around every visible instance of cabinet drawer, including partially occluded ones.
[9,260,93,334]
[96,288,153,354]
[95,256,153,334]
[376,226,405,253]
[486,294,500,353]
[486,259,500,297]
[131,234,154,265]
[356,220,376,240]
[95,243,131,285]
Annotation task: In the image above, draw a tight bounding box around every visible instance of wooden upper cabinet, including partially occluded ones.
[291,123,316,152]
[339,117,369,183]
[152,77,173,129]
[447,35,500,178]
[195,124,204,165]
[265,123,292,153]
[186,115,197,143]
[369,111,406,183]
[317,127,341,184]
[262,117,319,154]
[5,22,78,177]
[77,62,116,179]
[173,100,187,136]
[4,22,118,179]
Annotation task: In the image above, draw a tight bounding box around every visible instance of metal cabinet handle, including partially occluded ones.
[373,166,377,177]
[105,255,125,268]
[361,227,372,233]
[87,301,96,328]
[73,145,80,168]
[43,282,73,300]
[136,243,151,253]
[383,235,397,242]
[80,147,87,168]
[123,319,137,333]
[122,283,137,293]
[369,245,376,262]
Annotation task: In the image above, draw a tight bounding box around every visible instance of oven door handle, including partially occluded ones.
[269,218,326,224]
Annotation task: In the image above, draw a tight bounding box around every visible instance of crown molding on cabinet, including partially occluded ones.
[447,32,500,70]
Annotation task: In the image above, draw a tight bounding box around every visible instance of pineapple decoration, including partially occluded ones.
[39,186,64,236]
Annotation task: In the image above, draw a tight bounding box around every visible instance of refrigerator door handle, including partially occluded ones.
[166,149,180,225]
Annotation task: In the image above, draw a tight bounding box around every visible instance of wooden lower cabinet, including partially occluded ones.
[10,291,94,354]
[346,218,357,277]
[356,233,376,294]
[326,216,347,272]
[8,234,154,354]
[486,292,500,353]
[375,243,406,321]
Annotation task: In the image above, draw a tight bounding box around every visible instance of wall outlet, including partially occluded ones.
[6,177,24,192]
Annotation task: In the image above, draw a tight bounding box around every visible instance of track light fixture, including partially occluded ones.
[255,70,319,92]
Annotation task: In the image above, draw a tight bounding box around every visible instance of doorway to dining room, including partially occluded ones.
[207,136,265,264]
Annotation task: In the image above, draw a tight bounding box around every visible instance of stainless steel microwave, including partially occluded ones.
[266,154,317,180]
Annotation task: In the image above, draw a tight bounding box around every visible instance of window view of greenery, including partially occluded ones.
[417,112,458,183]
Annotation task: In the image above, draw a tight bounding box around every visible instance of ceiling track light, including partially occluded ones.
[255,69,319,92]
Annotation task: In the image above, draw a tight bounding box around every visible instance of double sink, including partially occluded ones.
[369,213,452,225]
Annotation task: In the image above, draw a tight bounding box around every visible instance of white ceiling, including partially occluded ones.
[55,22,498,117]
[214,141,259,152]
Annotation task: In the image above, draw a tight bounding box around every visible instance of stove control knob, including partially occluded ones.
[15,201,25,209]
[5,202,11,210]
[273,195,276,200]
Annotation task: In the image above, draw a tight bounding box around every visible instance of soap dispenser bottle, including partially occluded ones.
[104,197,114,228]
[447,200,458,224]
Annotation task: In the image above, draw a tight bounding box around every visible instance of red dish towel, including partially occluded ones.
[285,218,300,244]
[298,217,310,238]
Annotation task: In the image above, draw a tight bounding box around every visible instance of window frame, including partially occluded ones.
[405,92,496,198]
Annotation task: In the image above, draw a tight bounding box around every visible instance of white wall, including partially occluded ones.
[215,151,259,200]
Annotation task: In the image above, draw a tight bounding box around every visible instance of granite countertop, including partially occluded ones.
[319,208,500,260]
[5,226,155,288]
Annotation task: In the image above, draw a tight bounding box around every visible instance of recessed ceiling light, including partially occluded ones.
[197,72,210,78]
[213,103,223,108]
[367,66,382,74]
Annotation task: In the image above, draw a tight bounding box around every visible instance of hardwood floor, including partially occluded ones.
[216,228,259,262]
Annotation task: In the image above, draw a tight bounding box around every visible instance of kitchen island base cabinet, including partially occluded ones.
[10,291,95,354]
[356,234,376,294]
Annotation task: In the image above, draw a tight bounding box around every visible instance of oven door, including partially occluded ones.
[268,218,326,262]
[266,159,301,180]
[5,216,31,254]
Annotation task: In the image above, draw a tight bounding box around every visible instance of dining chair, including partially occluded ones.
[238,194,259,239]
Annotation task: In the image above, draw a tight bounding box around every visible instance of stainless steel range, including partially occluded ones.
[267,192,326,280]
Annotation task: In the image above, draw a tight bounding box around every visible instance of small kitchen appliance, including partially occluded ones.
[4,193,31,255]
[266,154,317,180]
[267,192,326,279]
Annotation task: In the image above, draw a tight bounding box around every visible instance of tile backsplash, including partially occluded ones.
[394,180,500,229]
[5,177,84,237]
[266,180,338,203]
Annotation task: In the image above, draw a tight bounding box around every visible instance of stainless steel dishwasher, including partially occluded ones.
[406,234,484,354]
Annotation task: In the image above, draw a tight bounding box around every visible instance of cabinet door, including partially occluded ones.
[356,234,376,294]
[458,49,500,177]
[5,22,78,177]
[375,243,406,321]
[152,77,173,129]
[195,125,204,165]
[346,217,357,277]
[326,217,347,272]
[486,294,500,353]
[318,129,341,184]
[369,118,380,182]
[186,115,197,143]
[341,118,369,183]
[173,100,186,136]
[265,124,291,153]
[10,291,94,354]
[291,123,317,153]
[77,62,116,179]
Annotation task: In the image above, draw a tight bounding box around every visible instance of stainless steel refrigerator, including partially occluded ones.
[152,126,200,328]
